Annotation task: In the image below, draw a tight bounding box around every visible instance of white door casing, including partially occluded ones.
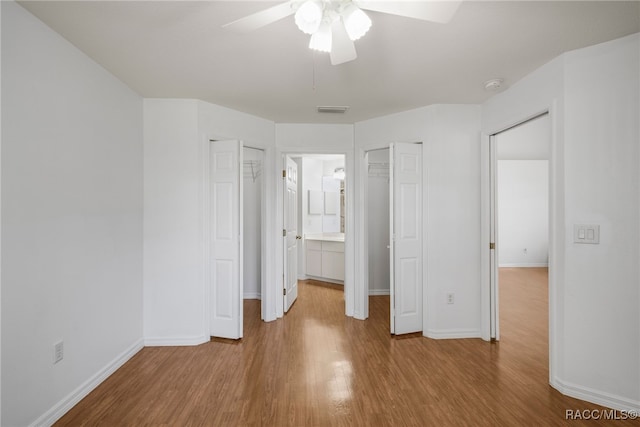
[284,156,299,312]
[390,143,423,335]
[210,140,243,339]
[489,135,499,340]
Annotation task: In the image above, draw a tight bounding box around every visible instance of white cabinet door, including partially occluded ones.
[390,143,423,335]
[321,241,344,281]
[322,250,345,281]
[306,241,322,277]
[210,140,243,339]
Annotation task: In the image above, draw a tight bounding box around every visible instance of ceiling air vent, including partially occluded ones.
[317,106,350,114]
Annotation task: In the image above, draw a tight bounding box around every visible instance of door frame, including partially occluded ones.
[357,144,391,322]
[357,141,427,328]
[480,102,559,385]
[275,148,354,319]
[202,137,272,338]
[361,147,391,327]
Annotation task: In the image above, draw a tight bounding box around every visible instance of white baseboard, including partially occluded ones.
[499,263,549,268]
[369,289,390,296]
[243,292,261,300]
[425,329,481,339]
[30,338,144,427]
[552,378,640,413]
[144,335,209,347]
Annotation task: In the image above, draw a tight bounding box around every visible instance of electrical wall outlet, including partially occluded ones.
[446,293,455,305]
[53,341,64,364]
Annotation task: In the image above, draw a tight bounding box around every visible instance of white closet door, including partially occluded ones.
[284,156,299,312]
[390,143,423,334]
[210,140,243,339]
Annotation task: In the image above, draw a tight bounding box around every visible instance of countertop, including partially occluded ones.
[305,233,345,242]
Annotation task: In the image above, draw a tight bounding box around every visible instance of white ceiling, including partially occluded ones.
[18,1,640,124]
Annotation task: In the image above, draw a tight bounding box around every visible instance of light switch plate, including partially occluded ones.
[573,224,600,244]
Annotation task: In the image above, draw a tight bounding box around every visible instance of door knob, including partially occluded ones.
[296,235,302,240]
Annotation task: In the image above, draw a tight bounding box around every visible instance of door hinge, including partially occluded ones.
[283,229,287,237]
[282,169,286,178]
[283,288,287,296]
[490,242,495,250]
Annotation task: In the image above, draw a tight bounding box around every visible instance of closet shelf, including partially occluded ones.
[243,160,262,182]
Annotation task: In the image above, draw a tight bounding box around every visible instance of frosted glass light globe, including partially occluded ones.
[341,4,371,41]
[309,21,332,52]
[295,0,323,35]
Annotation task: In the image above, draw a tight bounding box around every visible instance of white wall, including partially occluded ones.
[144,99,276,344]
[355,104,483,337]
[496,114,550,267]
[483,33,640,411]
[422,105,483,338]
[498,160,549,267]
[143,99,202,344]
[367,149,390,295]
[2,3,144,426]
[562,34,639,408]
[243,147,262,299]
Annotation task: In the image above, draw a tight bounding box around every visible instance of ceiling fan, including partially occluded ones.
[222,0,461,65]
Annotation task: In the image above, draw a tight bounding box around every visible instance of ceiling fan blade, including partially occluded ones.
[222,2,295,33]
[356,0,462,24]
[330,21,357,65]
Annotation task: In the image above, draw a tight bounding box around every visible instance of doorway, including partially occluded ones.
[365,148,391,325]
[490,114,551,345]
[208,141,268,339]
[366,149,390,297]
[283,154,347,314]
[361,143,423,335]
[243,146,264,302]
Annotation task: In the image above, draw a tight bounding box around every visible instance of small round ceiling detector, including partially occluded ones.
[484,78,504,91]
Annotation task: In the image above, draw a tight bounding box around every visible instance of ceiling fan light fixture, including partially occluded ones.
[309,21,332,52]
[295,0,324,34]
[341,3,371,41]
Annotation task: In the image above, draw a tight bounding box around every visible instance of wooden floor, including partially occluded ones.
[56,271,634,426]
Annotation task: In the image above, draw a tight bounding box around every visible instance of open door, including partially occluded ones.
[489,136,499,340]
[389,143,423,334]
[283,156,299,311]
[210,140,243,339]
